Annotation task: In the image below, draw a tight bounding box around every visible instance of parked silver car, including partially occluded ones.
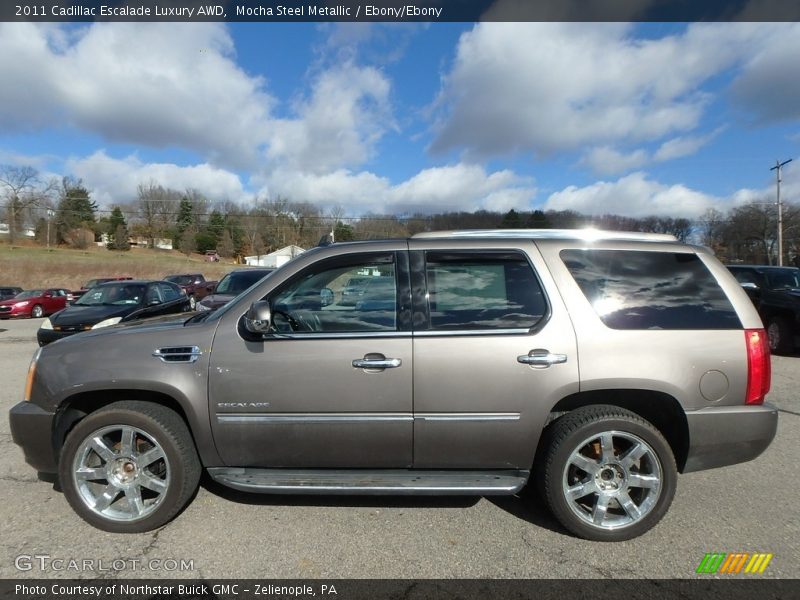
[10,230,777,540]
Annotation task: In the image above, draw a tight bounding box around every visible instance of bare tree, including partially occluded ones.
[136,181,180,248]
[0,165,40,244]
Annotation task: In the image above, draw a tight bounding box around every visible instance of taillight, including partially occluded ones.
[745,329,771,405]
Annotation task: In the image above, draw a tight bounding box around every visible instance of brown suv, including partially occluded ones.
[10,230,777,540]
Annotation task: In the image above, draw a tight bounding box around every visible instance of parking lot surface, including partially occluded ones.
[1,318,798,579]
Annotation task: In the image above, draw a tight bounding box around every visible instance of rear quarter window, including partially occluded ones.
[560,249,741,330]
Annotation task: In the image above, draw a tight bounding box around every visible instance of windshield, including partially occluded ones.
[165,275,194,285]
[15,290,44,299]
[766,269,800,290]
[74,284,146,306]
[215,271,271,295]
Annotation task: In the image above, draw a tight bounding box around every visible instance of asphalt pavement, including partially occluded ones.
[1,317,798,580]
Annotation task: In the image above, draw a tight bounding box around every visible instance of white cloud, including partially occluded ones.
[0,22,394,176]
[65,150,534,217]
[581,147,649,176]
[431,23,774,159]
[266,64,394,174]
[65,151,246,206]
[544,172,718,218]
[729,24,800,123]
[653,129,722,162]
[263,163,536,215]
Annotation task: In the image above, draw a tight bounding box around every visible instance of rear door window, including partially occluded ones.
[561,249,741,330]
[422,251,547,331]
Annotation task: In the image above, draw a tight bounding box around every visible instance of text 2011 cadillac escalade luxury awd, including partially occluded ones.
[10,230,777,541]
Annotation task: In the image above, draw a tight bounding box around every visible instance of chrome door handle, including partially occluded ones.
[352,358,402,369]
[517,350,567,368]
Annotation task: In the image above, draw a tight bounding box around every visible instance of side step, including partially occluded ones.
[207,468,529,495]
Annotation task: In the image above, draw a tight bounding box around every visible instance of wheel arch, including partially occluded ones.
[539,389,690,473]
[52,389,219,468]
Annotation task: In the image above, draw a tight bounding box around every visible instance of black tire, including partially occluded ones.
[58,401,201,533]
[540,405,676,542]
[31,304,44,318]
[767,316,793,355]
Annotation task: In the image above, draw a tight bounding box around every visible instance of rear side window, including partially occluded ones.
[561,249,741,330]
[424,251,547,331]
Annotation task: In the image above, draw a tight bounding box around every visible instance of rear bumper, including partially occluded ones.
[9,401,58,473]
[683,403,778,473]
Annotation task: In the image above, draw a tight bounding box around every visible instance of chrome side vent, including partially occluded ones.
[152,346,202,363]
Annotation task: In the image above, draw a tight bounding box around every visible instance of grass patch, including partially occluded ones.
[0,243,236,290]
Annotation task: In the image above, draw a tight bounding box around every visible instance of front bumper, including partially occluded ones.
[683,403,778,473]
[9,401,58,473]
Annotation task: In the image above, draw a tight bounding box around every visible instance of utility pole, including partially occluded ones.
[770,158,792,266]
[46,208,54,249]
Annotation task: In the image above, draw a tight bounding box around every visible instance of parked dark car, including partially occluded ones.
[37,280,190,346]
[69,277,134,302]
[196,268,274,311]
[163,273,217,310]
[727,265,800,354]
[0,286,23,301]
[0,289,70,319]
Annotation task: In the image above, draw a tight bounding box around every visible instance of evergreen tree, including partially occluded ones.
[107,207,130,250]
[174,197,194,245]
[500,208,523,229]
[334,221,355,241]
[527,210,551,229]
[56,179,97,244]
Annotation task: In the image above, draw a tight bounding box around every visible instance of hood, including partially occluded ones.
[199,293,234,310]
[0,297,33,306]
[50,304,138,327]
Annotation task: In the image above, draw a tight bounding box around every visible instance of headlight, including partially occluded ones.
[40,318,53,330]
[24,348,42,402]
[15,301,30,307]
[92,316,123,329]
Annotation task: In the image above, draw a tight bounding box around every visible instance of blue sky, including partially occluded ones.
[1,21,799,218]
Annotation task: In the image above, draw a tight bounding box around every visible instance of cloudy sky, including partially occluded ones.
[1,21,799,218]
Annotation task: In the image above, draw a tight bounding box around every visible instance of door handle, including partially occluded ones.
[517,350,567,368]
[352,357,402,369]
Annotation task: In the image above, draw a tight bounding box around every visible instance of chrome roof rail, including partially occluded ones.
[411,229,678,242]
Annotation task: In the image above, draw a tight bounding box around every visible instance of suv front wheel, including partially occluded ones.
[540,405,677,542]
[59,401,201,533]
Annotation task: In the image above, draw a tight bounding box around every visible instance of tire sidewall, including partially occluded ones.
[59,408,193,533]
[545,414,677,542]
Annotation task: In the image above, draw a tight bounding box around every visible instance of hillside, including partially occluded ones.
[0,243,237,290]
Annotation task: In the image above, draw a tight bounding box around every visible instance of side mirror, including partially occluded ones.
[244,301,272,335]
[320,287,334,307]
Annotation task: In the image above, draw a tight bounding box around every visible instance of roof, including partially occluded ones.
[411,229,678,242]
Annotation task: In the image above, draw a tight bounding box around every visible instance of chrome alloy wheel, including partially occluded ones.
[71,425,170,522]
[562,430,662,530]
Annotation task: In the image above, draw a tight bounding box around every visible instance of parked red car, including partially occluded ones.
[0,288,70,319]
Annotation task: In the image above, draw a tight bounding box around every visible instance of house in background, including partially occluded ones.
[244,245,304,268]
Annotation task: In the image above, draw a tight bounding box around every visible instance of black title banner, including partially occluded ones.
[3,0,800,23]
[2,579,798,600]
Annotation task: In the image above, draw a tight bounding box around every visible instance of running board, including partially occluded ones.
[207,468,529,495]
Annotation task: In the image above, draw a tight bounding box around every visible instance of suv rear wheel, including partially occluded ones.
[540,405,676,542]
[59,401,200,533]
